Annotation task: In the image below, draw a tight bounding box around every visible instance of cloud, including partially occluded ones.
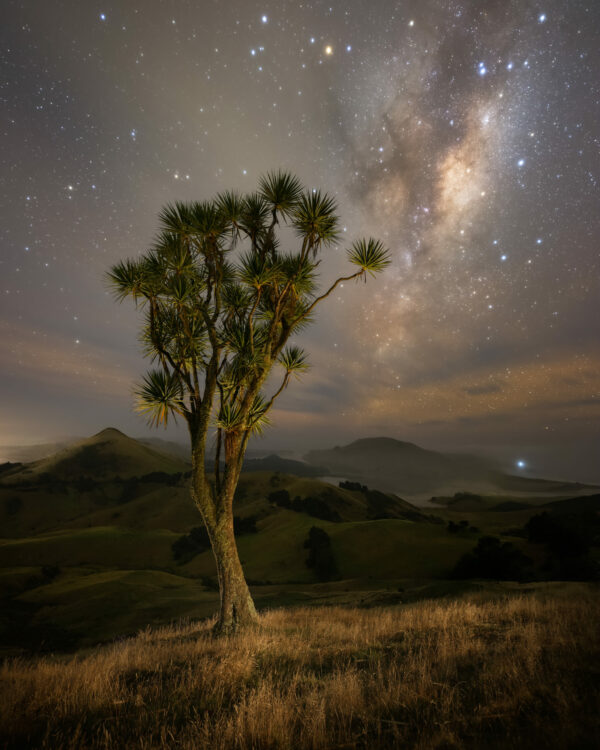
[462,383,503,396]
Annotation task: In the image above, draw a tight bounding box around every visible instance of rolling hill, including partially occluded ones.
[0,428,189,483]
[1,428,596,655]
[304,437,594,498]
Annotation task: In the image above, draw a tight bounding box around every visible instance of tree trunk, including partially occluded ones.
[189,425,258,635]
[210,505,258,634]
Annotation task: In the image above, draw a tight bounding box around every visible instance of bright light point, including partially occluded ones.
[310,37,315,44]
[75,339,80,344]
[250,49,256,56]
[324,45,333,55]
[517,158,525,167]
[539,13,546,22]
[480,191,486,196]
[99,13,106,21]
[242,169,247,175]
[67,185,73,191]
[478,66,487,76]
[501,254,508,261]
[408,20,415,27]
[261,15,268,23]
[378,146,384,152]
[493,239,498,245]
[346,44,352,52]
[516,460,526,468]
[507,61,514,70]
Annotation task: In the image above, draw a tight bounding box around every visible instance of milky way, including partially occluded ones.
[1,1,598,480]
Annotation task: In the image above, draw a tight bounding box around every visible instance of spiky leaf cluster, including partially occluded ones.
[107,172,389,461]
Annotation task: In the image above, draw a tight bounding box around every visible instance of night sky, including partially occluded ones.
[1,1,599,482]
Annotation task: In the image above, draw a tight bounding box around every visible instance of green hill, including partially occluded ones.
[2,429,595,656]
[1,428,189,484]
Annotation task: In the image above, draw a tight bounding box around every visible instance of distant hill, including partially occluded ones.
[0,438,78,464]
[1,428,189,483]
[138,437,191,462]
[242,454,329,477]
[304,437,594,498]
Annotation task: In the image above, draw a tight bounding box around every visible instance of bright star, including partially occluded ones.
[324,45,333,55]
[516,460,526,468]
[506,62,514,70]
[539,13,547,23]
[346,45,352,52]
[99,13,106,21]
[500,254,507,261]
[517,158,525,167]
[261,15,268,23]
[408,20,415,27]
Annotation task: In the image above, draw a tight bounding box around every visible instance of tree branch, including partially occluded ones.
[293,270,364,324]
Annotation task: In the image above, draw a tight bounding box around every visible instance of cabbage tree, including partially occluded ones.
[107,171,389,633]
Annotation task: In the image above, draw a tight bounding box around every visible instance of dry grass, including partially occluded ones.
[1,591,599,749]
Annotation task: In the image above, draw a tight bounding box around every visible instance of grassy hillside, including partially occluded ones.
[1,430,597,656]
[1,590,598,749]
[1,428,189,483]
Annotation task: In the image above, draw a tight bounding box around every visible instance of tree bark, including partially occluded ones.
[189,428,258,634]
[209,504,258,634]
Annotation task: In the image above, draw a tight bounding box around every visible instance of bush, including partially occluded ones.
[234,515,258,535]
[525,511,598,580]
[269,490,342,521]
[173,517,258,564]
[339,481,368,492]
[304,526,339,582]
[452,536,532,581]
[268,489,291,508]
[292,495,341,522]
[172,526,211,564]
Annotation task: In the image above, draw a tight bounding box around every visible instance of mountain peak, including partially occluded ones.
[92,427,128,440]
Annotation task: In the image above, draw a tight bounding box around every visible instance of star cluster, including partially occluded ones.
[0,1,598,481]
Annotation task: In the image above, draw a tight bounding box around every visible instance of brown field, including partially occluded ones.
[1,590,599,749]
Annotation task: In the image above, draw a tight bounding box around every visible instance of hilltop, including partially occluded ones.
[0,428,189,483]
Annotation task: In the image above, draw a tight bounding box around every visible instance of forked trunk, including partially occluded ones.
[210,509,258,634]
[189,424,258,634]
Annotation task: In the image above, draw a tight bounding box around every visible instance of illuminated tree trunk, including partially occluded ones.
[190,429,258,634]
[209,504,258,634]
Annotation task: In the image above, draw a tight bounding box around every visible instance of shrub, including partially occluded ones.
[452,536,532,581]
[304,526,339,581]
